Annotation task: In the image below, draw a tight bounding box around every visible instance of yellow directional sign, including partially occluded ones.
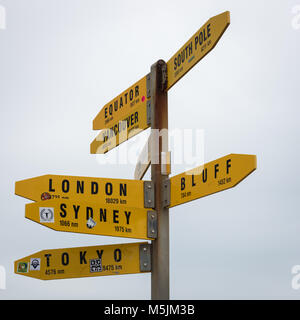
[25,199,157,240]
[170,154,257,208]
[90,103,150,154]
[15,242,151,280]
[15,174,146,208]
[93,75,148,130]
[167,11,230,90]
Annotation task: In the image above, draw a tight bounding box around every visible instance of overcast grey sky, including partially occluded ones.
[0,0,300,299]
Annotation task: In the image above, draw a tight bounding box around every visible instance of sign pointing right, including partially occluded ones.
[170,154,257,208]
[167,11,230,90]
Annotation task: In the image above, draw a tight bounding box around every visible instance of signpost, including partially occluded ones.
[14,11,258,300]
[149,60,170,300]
[170,154,257,207]
[15,242,151,280]
[25,199,157,240]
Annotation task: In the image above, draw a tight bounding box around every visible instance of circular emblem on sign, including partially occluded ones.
[39,208,54,223]
[41,192,51,201]
[31,259,40,269]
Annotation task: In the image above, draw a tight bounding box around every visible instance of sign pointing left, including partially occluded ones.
[92,75,149,130]
[15,174,146,209]
[90,102,150,154]
[25,199,157,240]
[15,242,151,280]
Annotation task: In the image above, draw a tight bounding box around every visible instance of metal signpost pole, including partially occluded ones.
[150,60,170,300]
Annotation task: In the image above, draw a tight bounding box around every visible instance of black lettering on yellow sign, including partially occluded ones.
[180,158,232,191]
[114,249,121,262]
[80,251,87,264]
[174,23,211,71]
[214,164,219,178]
[43,249,121,267]
[58,204,132,225]
[45,254,51,267]
[100,111,139,142]
[62,253,69,266]
[48,179,127,197]
[174,41,193,71]
[104,86,140,120]
[97,250,104,260]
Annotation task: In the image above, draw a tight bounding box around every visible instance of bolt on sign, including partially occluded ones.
[15,174,146,209]
[167,11,230,90]
[170,154,257,208]
[15,242,151,280]
[25,199,157,240]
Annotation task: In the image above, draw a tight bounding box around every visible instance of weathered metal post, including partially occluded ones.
[150,59,170,300]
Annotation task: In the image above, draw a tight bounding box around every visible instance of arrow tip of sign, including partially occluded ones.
[225,10,230,22]
[14,181,20,195]
[15,180,28,198]
[253,154,257,169]
[92,119,97,130]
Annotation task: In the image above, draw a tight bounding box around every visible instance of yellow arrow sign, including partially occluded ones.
[15,242,151,280]
[167,11,230,90]
[93,75,148,130]
[170,154,257,208]
[25,199,157,240]
[15,175,146,208]
[90,103,150,154]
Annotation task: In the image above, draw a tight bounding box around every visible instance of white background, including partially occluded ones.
[0,0,300,299]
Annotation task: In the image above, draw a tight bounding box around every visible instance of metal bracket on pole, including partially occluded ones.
[144,181,155,208]
[147,211,157,239]
[146,73,152,125]
[161,63,168,92]
[146,73,151,98]
[161,178,170,208]
[147,100,152,125]
[139,243,151,272]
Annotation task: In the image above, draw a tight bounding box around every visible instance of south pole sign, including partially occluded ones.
[166,11,230,90]
[14,11,258,300]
